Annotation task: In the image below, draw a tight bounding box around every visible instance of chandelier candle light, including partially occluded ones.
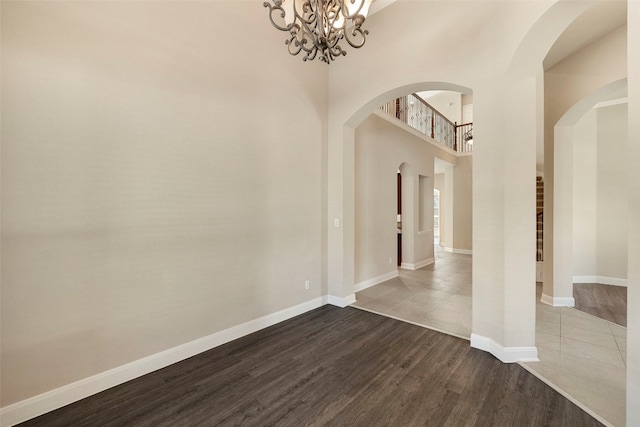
[263,0,373,63]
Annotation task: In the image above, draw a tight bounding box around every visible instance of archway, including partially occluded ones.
[549,79,628,306]
[329,81,473,310]
[350,85,474,338]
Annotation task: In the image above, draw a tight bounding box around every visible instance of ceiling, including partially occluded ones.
[543,1,627,70]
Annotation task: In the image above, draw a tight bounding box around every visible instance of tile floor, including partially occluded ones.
[352,247,472,339]
[352,248,627,427]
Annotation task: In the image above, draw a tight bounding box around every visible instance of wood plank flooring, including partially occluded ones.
[18,306,602,427]
[574,283,627,326]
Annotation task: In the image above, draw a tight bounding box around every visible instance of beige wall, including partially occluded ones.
[572,104,628,283]
[415,91,463,124]
[1,1,327,406]
[434,173,446,247]
[596,104,628,280]
[627,4,640,422]
[572,109,598,277]
[453,156,473,251]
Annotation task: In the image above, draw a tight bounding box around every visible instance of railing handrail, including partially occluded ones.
[410,93,456,128]
[379,94,472,154]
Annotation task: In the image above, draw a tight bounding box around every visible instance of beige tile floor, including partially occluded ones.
[352,248,627,427]
[352,247,472,338]
[522,284,626,427]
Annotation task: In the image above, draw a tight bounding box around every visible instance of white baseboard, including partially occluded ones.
[354,270,399,293]
[470,333,539,363]
[400,258,434,271]
[540,293,575,307]
[414,257,435,269]
[573,275,628,287]
[326,293,356,308]
[0,297,326,427]
[444,247,473,255]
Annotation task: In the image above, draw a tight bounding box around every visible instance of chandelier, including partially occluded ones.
[263,0,373,64]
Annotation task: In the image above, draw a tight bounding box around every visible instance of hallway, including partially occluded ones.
[353,249,627,427]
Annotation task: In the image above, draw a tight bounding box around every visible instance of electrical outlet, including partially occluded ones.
[304,280,310,290]
[389,257,393,264]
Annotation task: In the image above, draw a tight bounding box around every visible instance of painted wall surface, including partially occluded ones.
[572,109,598,277]
[434,173,446,247]
[1,1,327,406]
[572,104,628,283]
[596,104,628,280]
[462,94,474,124]
[453,156,473,251]
[626,3,640,422]
[415,91,463,124]
[354,114,457,284]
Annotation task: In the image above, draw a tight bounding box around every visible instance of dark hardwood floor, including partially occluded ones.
[19,306,602,427]
[574,283,627,326]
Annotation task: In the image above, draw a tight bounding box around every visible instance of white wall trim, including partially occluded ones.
[594,97,628,108]
[444,247,472,255]
[540,293,575,307]
[573,275,628,287]
[326,294,356,308]
[400,258,434,271]
[354,270,399,293]
[0,297,326,427]
[452,248,472,255]
[470,334,539,363]
[414,257,435,269]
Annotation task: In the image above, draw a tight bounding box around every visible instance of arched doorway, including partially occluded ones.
[350,85,473,339]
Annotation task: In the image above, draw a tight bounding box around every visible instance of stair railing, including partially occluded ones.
[536,211,544,262]
[380,93,471,153]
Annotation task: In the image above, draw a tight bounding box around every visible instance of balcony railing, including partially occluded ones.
[380,93,472,153]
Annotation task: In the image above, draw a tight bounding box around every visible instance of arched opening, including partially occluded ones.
[350,83,473,339]
[548,79,627,304]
